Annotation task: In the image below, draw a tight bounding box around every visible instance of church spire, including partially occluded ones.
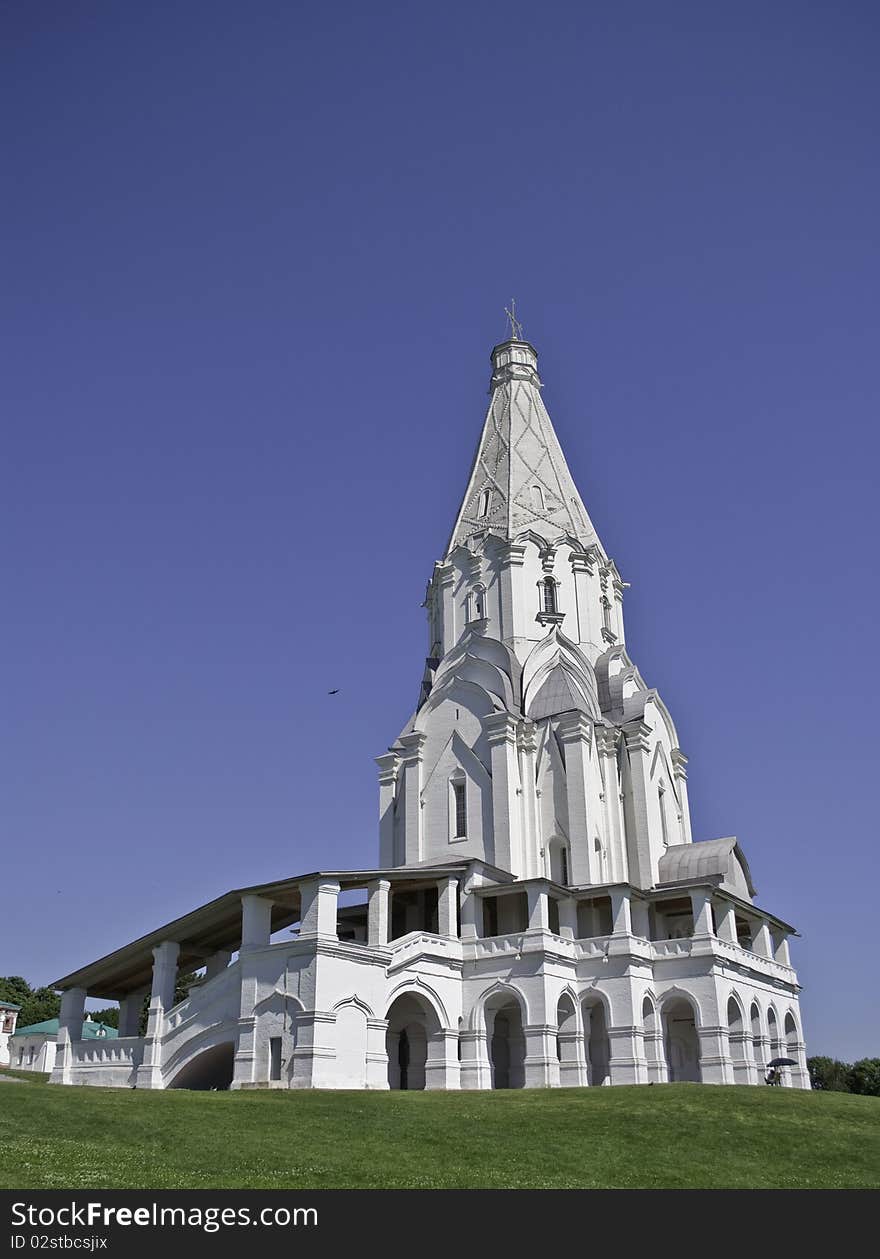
[445,334,600,558]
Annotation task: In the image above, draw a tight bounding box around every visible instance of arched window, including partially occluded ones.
[658,783,669,848]
[601,595,612,631]
[478,489,491,517]
[469,585,486,621]
[541,578,557,615]
[531,485,545,511]
[450,775,467,840]
[560,846,569,887]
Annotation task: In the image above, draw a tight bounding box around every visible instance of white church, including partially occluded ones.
[50,330,809,1092]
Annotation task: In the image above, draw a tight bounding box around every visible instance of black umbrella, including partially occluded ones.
[768,1057,797,1067]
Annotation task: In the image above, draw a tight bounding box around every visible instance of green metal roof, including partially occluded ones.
[12,1017,118,1040]
[0,1001,22,1010]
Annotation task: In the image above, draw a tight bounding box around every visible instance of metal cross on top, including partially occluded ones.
[504,298,524,342]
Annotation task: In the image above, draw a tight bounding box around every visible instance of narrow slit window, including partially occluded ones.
[531,485,545,510]
[453,781,467,838]
[560,847,569,886]
[542,578,557,615]
[659,784,669,848]
[478,489,491,517]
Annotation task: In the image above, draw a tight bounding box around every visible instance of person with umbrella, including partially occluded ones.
[765,1056,798,1085]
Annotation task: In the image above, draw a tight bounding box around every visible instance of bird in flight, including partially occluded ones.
[328,689,340,695]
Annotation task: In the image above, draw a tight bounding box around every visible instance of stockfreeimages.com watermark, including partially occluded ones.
[11,1201,317,1237]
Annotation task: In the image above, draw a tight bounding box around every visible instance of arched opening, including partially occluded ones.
[556,994,582,1086]
[478,488,491,518]
[642,996,662,1082]
[750,1002,764,1073]
[484,991,526,1089]
[168,1041,234,1091]
[541,578,558,616]
[549,837,570,886]
[662,996,701,1083]
[783,1012,799,1088]
[469,585,486,622]
[767,1008,781,1061]
[727,996,749,1082]
[385,992,439,1091]
[531,485,545,511]
[582,997,610,1086]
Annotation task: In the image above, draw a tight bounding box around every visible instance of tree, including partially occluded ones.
[849,1059,880,1097]
[0,977,60,1030]
[807,1056,851,1092]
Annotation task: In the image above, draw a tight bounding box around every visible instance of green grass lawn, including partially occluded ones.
[0,1070,877,1189]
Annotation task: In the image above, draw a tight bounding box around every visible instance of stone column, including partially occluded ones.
[773,932,792,966]
[596,727,626,883]
[698,1023,733,1084]
[523,1024,559,1088]
[714,900,738,944]
[608,1024,647,1085]
[609,887,632,935]
[118,989,146,1038]
[437,876,459,938]
[690,890,714,937]
[365,1018,391,1089]
[147,941,179,1030]
[558,1030,588,1086]
[289,1011,337,1089]
[497,542,527,641]
[58,987,87,1043]
[425,1030,461,1090]
[435,562,456,654]
[367,879,391,946]
[752,920,773,959]
[630,897,650,940]
[459,1029,492,1090]
[136,940,179,1088]
[517,721,541,880]
[204,949,232,981]
[526,881,550,931]
[671,749,692,844]
[398,732,427,865]
[241,895,273,951]
[459,876,484,939]
[621,721,653,887]
[484,713,521,875]
[569,548,597,649]
[375,753,400,867]
[557,896,578,940]
[299,879,340,939]
[556,713,594,884]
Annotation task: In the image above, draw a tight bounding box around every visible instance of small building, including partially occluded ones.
[0,1001,20,1066]
[11,1015,117,1074]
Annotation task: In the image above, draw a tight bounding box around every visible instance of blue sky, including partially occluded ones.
[3,2,878,1059]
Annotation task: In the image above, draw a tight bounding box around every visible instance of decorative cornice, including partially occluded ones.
[484,712,519,746]
[398,731,428,761]
[556,712,593,744]
[622,720,651,754]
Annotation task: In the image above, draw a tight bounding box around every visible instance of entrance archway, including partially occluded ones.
[385,991,439,1090]
[484,990,526,1089]
[582,996,610,1085]
[662,995,701,1083]
[642,996,663,1082]
[167,1041,234,1090]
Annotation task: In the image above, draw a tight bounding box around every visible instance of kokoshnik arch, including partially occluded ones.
[48,334,809,1092]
